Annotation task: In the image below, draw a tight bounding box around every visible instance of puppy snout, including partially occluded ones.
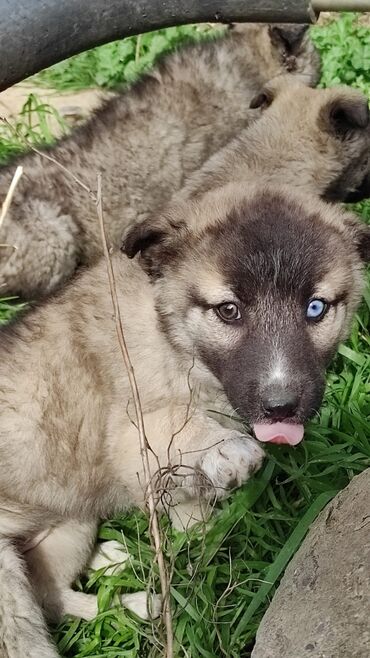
[261,386,299,420]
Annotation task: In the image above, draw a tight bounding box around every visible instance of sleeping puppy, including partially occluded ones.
[0,23,320,298]
[179,75,370,203]
[0,182,369,657]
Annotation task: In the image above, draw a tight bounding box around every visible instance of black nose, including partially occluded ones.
[262,387,299,420]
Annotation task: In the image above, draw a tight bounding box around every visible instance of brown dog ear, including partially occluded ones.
[268,25,309,54]
[122,218,167,259]
[121,213,187,277]
[249,86,274,110]
[344,215,370,262]
[322,95,369,137]
[345,172,370,203]
[353,223,370,262]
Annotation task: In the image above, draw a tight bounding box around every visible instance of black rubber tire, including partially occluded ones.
[0,0,316,90]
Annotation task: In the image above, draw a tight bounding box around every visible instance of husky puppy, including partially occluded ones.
[0,24,320,299]
[0,183,369,657]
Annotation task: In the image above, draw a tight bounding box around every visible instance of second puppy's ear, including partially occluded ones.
[344,172,370,203]
[121,212,187,278]
[343,215,370,263]
[320,94,369,137]
[268,25,309,54]
[249,86,274,110]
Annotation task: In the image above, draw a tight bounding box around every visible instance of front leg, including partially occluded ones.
[109,404,264,508]
[179,428,264,501]
[159,412,264,530]
[198,432,264,497]
[146,408,265,501]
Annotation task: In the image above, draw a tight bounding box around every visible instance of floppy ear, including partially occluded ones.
[321,95,369,137]
[249,86,274,110]
[345,172,370,203]
[121,213,186,278]
[353,223,370,262]
[268,24,309,54]
[344,215,370,262]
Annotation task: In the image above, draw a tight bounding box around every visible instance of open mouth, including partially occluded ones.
[253,422,304,446]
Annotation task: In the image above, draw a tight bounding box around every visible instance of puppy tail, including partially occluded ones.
[0,537,59,658]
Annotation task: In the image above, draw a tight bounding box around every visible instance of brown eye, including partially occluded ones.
[215,302,241,323]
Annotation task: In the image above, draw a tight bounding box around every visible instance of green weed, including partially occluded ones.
[31,25,222,91]
[0,93,67,165]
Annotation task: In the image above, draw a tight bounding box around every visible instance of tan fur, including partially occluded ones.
[0,183,368,656]
[0,24,320,298]
[179,76,370,202]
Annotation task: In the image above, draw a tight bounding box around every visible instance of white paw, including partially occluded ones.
[89,540,130,575]
[199,434,264,498]
[120,591,161,620]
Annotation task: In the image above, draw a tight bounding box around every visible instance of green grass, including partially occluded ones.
[31,24,223,91]
[0,12,369,658]
[311,12,370,95]
[0,93,67,165]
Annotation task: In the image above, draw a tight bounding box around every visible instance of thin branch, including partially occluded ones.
[0,116,94,197]
[0,165,23,230]
[30,143,94,197]
[95,173,173,658]
[0,165,23,252]
[166,357,196,463]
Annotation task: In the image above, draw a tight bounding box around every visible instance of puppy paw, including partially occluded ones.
[89,540,130,575]
[120,591,161,620]
[199,434,264,498]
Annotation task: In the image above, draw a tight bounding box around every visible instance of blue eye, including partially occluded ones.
[306,299,327,321]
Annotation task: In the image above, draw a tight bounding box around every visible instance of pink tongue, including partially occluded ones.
[253,422,304,446]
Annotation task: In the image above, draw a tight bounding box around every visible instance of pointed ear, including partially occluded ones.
[122,217,168,259]
[345,173,370,203]
[121,212,187,277]
[249,85,274,110]
[320,94,369,137]
[344,215,370,262]
[268,24,309,54]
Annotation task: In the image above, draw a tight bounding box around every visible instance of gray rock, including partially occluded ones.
[251,469,370,658]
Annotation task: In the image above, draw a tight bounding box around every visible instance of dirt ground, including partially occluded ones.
[0,84,113,133]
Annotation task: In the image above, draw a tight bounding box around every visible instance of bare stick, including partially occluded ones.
[0,165,23,253]
[0,165,23,230]
[95,173,173,658]
[0,117,93,198]
[30,144,94,197]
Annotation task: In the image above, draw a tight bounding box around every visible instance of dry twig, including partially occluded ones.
[95,173,173,658]
[0,116,94,198]
[0,165,23,231]
[0,164,23,251]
